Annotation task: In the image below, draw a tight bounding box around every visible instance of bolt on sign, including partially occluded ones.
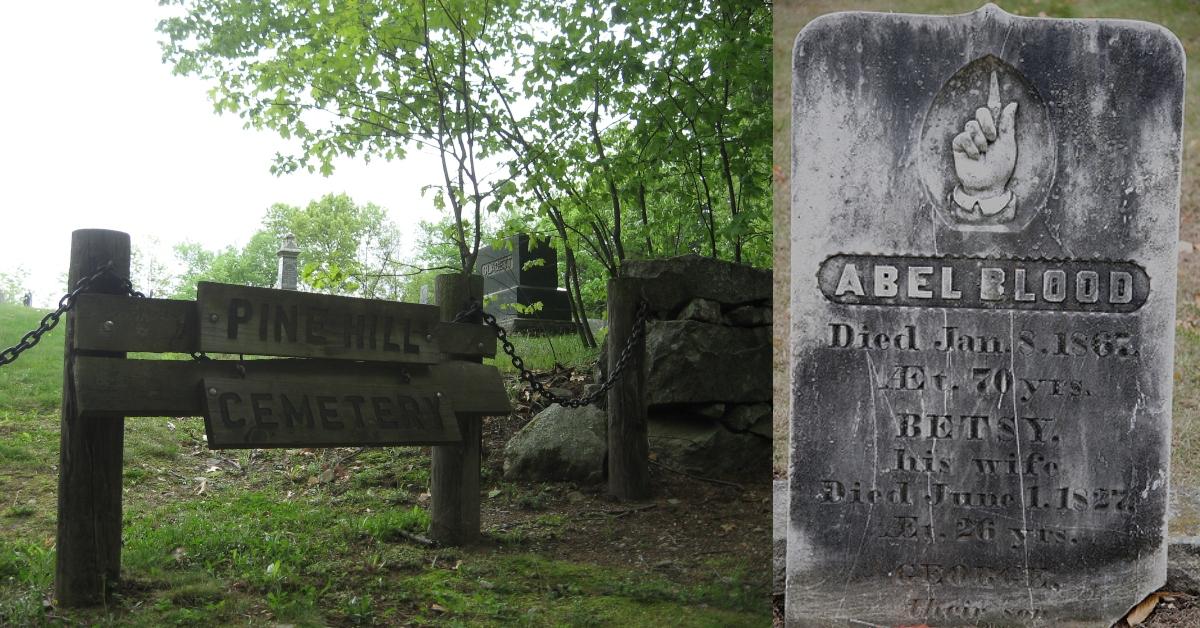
[72,281,508,448]
[787,5,1182,626]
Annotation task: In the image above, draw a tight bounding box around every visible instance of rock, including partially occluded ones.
[503,404,607,484]
[581,384,606,409]
[749,411,772,439]
[722,403,771,432]
[1168,536,1200,594]
[647,415,770,478]
[644,320,770,406]
[724,304,772,327]
[1181,240,1194,255]
[694,403,726,420]
[677,298,723,324]
[623,255,770,314]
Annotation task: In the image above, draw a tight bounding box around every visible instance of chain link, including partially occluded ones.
[0,262,144,368]
[457,300,650,408]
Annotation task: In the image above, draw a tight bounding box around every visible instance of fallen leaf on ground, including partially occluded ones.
[1126,591,1181,625]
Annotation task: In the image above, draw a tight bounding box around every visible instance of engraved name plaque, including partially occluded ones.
[787,5,1183,626]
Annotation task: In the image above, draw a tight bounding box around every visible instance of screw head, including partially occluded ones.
[435,392,443,398]
[207,387,218,396]
[102,320,114,332]
[209,313,219,323]
[425,333,434,342]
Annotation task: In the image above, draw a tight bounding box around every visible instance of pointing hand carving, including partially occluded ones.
[951,71,1018,216]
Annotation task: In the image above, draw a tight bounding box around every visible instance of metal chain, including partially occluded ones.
[457,300,650,408]
[0,262,144,368]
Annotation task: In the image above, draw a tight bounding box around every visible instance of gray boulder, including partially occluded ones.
[503,404,607,484]
[1168,536,1200,594]
[724,304,772,327]
[622,255,771,314]
[722,403,771,433]
[644,320,771,406]
[677,298,723,324]
[647,415,770,478]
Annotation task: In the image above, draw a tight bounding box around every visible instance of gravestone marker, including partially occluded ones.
[476,233,573,331]
[276,233,300,290]
[788,5,1183,626]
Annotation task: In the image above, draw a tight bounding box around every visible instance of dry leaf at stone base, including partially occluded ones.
[1193,292,1200,308]
[1125,591,1180,625]
[430,603,447,613]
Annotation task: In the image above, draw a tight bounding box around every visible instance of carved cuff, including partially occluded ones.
[952,186,1013,217]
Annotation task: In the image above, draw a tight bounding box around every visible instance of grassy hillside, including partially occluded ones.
[0,302,767,626]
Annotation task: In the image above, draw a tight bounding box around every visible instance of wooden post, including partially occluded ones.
[430,273,484,545]
[56,229,130,606]
[606,277,650,500]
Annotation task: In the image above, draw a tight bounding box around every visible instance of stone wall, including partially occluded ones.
[624,256,772,478]
[504,255,772,483]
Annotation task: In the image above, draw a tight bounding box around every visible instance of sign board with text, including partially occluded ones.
[70,281,510,450]
[201,376,460,448]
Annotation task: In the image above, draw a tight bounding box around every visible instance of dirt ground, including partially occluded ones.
[483,368,772,594]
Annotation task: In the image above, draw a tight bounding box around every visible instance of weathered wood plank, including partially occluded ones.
[74,294,198,353]
[196,280,451,362]
[74,357,512,418]
[434,321,496,358]
[73,285,496,360]
[201,376,460,448]
[197,282,443,362]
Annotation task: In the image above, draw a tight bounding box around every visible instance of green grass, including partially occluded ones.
[486,329,605,375]
[0,304,64,412]
[0,302,765,625]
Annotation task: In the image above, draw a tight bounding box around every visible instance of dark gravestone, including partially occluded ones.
[787,5,1183,627]
[477,234,573,331]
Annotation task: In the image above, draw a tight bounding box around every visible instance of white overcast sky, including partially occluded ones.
[0,2,445,306]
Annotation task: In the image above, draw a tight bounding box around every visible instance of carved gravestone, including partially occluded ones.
[788,5,1183,626]
[476,234,573,331]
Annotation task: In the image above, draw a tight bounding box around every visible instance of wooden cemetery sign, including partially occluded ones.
[71,282,505,449]
[55,230,509,606]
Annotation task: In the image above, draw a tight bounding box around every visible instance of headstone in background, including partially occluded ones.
[476,234,573,332]
[787,5,1183,626]
[276,233,301,291]
[419,284,430,305]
